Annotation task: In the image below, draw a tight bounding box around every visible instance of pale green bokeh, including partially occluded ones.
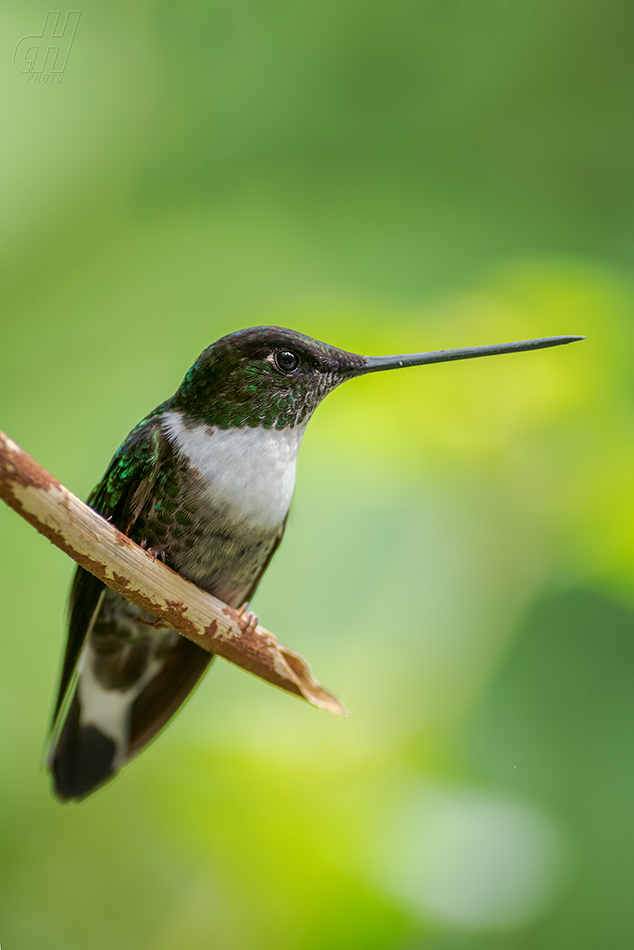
[1,2,634,948]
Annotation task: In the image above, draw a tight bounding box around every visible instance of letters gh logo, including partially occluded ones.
[13,11,81,78]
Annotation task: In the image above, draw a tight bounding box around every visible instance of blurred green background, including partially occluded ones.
[2,1,634,947]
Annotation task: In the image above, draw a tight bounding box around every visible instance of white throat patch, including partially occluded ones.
[162,410,306,530]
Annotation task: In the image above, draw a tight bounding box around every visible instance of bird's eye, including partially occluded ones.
[274,350,300,373]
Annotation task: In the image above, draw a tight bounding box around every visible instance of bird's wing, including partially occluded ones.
[51,415,167,726]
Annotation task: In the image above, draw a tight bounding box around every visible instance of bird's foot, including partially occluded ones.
[140,539,167,562]
[236,602,259,635]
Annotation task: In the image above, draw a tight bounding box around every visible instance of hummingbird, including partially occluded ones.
[47,326,583,800]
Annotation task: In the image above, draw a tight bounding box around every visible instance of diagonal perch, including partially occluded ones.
[0,429,345,716]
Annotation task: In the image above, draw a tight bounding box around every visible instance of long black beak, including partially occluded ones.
[357,335,585,374]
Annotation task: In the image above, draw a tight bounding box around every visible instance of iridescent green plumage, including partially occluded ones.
[172,326,365,429]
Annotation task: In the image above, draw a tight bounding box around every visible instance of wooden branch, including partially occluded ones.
[0,429,344,716]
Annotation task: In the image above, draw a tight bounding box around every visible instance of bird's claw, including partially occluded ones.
[140,539,167,562]
[236,602,259,635]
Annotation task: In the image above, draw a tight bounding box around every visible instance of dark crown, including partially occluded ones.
[172,327,366,430]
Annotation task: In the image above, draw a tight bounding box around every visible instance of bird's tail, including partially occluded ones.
[48,629,213,801]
